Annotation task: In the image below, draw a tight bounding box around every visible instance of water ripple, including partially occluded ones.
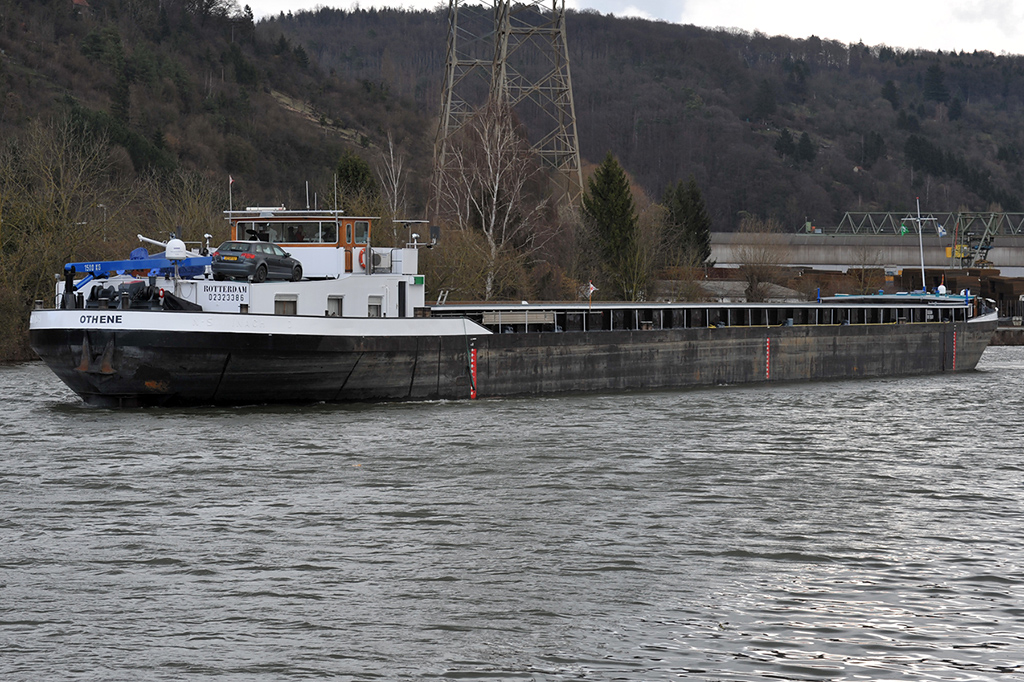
[2,348,1024,680]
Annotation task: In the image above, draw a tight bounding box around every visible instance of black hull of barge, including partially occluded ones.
[29,328,474,407]
[30,319,997,407]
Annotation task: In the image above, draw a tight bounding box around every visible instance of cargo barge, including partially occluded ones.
[29,209,999,407]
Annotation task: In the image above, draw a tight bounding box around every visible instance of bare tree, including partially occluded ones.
[437,101,548,300]
[377,131,406,219]
[142,170,224,246]
[1,118,118,281]
[419,228,490,302]
[736,215,787,302]
[621,191,664,301]
[660,249,709,302]
[848,242,885,294]
[0,118,122,358]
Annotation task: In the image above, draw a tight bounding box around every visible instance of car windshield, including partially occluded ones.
[218,242,252,253]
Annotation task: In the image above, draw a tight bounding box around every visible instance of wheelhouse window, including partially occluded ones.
[237,221,340,245]
[279,221,339,244]
[354,221,369,244]
[236,222,273,241]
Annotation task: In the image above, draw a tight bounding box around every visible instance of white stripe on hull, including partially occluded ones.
[30,309,493,337]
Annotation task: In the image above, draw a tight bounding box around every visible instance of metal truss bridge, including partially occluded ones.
[804,212,1024,268]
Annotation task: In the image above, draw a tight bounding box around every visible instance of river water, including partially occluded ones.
[2,348,1023,681]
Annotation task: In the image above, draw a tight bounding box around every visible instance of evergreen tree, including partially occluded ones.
[336,150,378,198]
[783,58,809,98]
[924,63,949,102]
[582,152,640,299]
[796,132,816,163]
[157,6,171,40]
[753,79,776,120]
[862,131,886,168]
[663,175,712,266]
[948,97,963,121]
[112,70,130,125]
[881,80,900,109]
[243,5,255,35]
[896,110,921,132]
[774,129,795,158]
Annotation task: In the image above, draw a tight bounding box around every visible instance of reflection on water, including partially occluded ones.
[2,347,1023,680]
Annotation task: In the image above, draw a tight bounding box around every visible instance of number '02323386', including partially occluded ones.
[199,283,249,310]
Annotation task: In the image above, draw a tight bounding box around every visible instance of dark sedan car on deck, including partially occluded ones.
[211,241,303,282]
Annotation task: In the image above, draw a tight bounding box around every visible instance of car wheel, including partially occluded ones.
[214,272,225,281]
[252,264,268,283]
[291,265,302,282]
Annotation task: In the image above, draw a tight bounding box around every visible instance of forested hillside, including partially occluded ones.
[6,1,1024,233]
[269,6,1024,230]
[0,0,431,206]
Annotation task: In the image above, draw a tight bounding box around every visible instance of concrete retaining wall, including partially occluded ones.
[711,233,1024,273]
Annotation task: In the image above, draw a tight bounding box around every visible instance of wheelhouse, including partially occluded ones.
[226,208,377,277]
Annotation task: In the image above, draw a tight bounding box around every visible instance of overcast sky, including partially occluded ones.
[243,0,1024,56]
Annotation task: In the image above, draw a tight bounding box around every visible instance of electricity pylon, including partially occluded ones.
[431,0,582,217]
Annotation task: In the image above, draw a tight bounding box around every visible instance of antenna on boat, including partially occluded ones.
[396,219,430,248]
[305,181,310,210]
[916,197,926,293]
